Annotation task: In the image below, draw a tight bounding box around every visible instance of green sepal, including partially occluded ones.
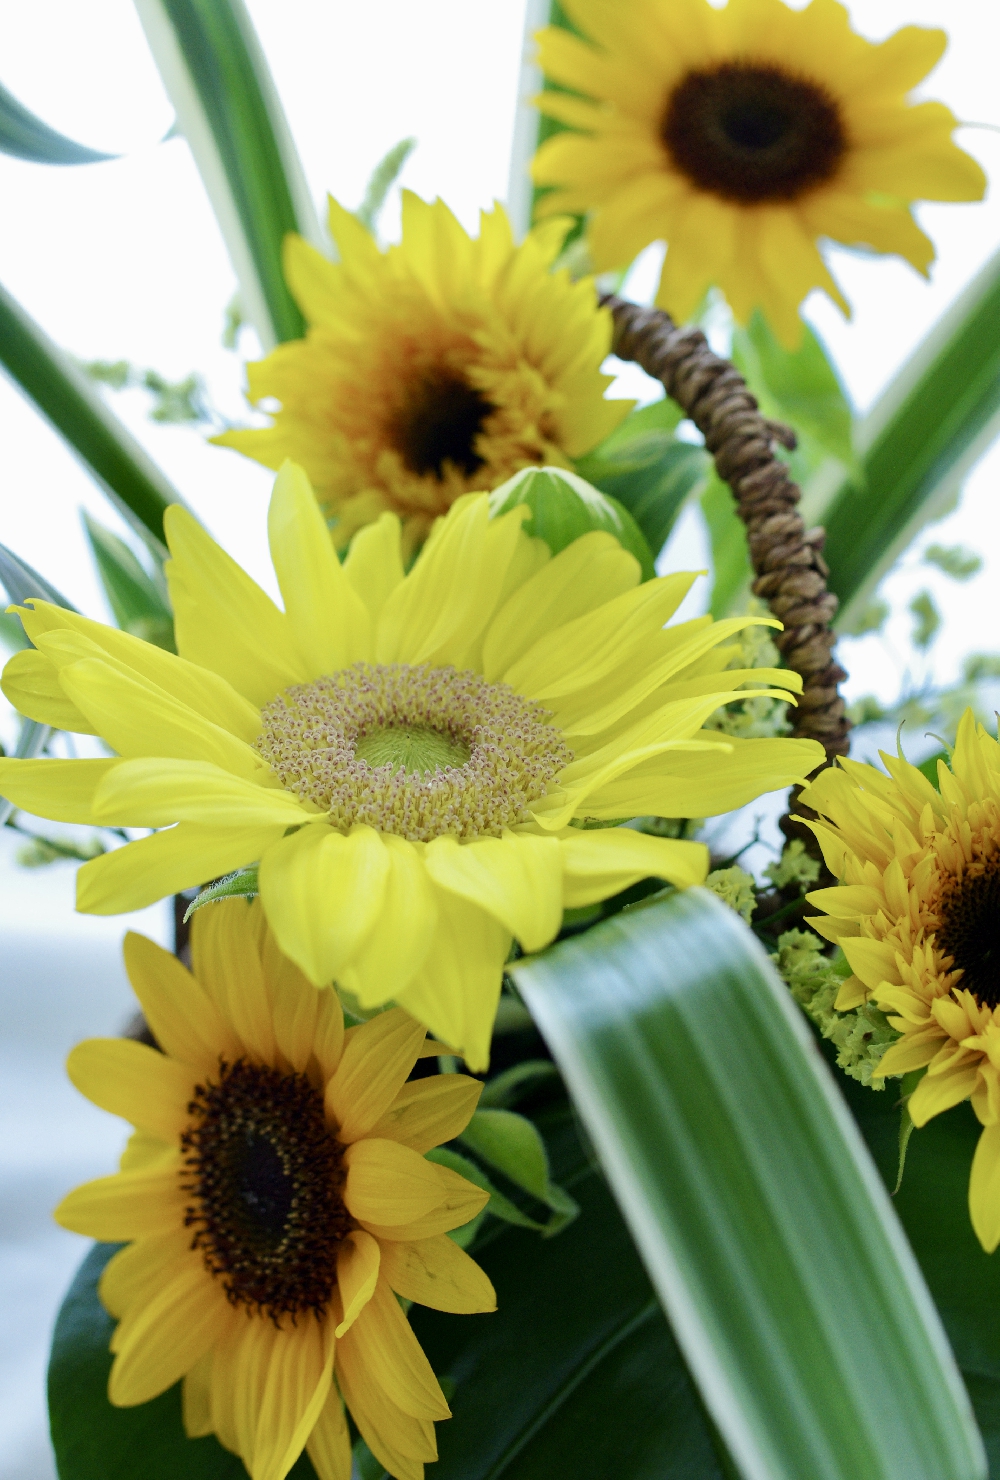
[183,865,259,922]
[488,465,655,579]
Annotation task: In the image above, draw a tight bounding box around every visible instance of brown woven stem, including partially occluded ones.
[602,294,850,770]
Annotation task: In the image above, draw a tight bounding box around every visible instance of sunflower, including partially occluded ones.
[531,0,986,346]
[55,899,493,1480]
[0,462,823,1067]
[213,191,632,555]
[799,711,1000,1251]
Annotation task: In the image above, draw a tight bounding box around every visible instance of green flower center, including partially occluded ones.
[256,661,573,843]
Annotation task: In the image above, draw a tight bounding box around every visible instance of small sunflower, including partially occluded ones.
[55,899,494,1480]
[800,712,1000,1251]
[214,192,632,554]
[0,462,823,1067]
[531,0,986,345]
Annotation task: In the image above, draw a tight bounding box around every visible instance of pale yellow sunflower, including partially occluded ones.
[214,192,632,554]
[800,711,1000,1251]
[56,898,494,1480]
[0,462,823,1067]
[531,0,986,345]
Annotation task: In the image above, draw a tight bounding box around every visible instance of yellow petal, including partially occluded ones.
[325,1008,427,1143]
[368,1075,483,1153]
[122,931,241,1073]
[336,835,438,1008]
[268,461,372,675]
[91,758,310,828]
[358,1160,489,1241]
[560,829,708,906]
[343,1138,451,1226]
[109,1261,220,1407]
[305,1386,352,1480]
[100,1228,193,1321]
[210,1316,277,1460]
[182,1350,215,1439]
[251,1313,336,1480]
[908,1065,979,1126]
[424,831,564,951]
[840,935,900,991]
[0,647,96,732]
[336,1230,381,1336]
[76,822,285,915]
[342,513,405,627]
[970,1122,1000,1254]
[258,922,344,1076]
[257,823,391,987]
[0,756,116,823]
[341,1279,449,1421]
[379,1235,496,1314]
[165,503,308,706]
[335,1326,436,1480]
[189,895,279,1065]
[54,1160,185,1240]
[66,1038,193,1142]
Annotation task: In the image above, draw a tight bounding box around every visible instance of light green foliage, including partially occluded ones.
[355,137,416,235]
[909,589,942,650]
[459,1108,579,1236]
[221,292,244,349]
[964,653,1000,682]
[489,466,654,578]
[774,929,899,1089]
[705,865,757,924]
[82,359,213,425]
[924,543,983,581]
[838,595,890,637]
[14,831,106,868]
[705,601,793,739]
[632,815,703,839]
[765,839,821,892]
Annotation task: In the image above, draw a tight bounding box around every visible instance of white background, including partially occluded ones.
[0,2,998,1475]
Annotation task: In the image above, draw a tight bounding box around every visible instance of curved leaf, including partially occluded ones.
[0,79,117,165]
[512,887,986,1480]
[0,716,52,828]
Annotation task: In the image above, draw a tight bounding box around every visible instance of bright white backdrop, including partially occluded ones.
[0,3,998,1476]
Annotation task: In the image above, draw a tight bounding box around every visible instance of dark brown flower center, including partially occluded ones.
[180,1060,351,1319]
[661,62,846,204]
[938,859,1000,1010]
[386,367,495,479]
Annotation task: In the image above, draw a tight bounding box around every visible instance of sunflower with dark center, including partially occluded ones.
[55,899,494,1480]
[531,0,985,345]
[213,191,632,555]
[799,711,1000,1253]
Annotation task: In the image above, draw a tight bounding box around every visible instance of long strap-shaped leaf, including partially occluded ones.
[0,79,117,165]
[134,0,322,349]
[512,888,985,1480]
[0,283,186,553]
[815,245,1000,621]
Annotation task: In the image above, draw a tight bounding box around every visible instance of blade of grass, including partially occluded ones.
[0,79,117,165]
[512,887,985,1480]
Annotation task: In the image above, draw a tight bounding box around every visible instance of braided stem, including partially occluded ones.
[602,294,850,768]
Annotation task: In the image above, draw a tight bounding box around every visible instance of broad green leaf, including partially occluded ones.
[460,1108,579,1234]
[183,865,258,921]
[135,0,322,349]
[575,435,709,566]
[48,1242,318,1479]
[0,79,117,165]
[355,137,416,235]
[81,512,174,650]
[597,397,686,448]
[478,1060,560,1109]
[0,283,186,551]
[0,540,78,612]
[813,246,1000,621]
[700,468,751,618]
[512,887,986,1480]
[732,310,856,474]
[413,1101,730,1480]
[489,466,655,578]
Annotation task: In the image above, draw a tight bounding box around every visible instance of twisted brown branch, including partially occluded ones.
[602,294,850,769]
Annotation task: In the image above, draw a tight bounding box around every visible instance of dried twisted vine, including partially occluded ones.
[602,294,850,772]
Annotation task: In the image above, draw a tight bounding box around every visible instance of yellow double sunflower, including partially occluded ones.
[215,193,631,554]
[0,462,822,1066]
[801,712,1000,1250]
[58,899,492,1480]
[532,0,985,345]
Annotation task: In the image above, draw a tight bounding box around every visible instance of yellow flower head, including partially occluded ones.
[214,192,632,554]
[0,462,823,1067]
[531,0,986,345]
[56,900,494,1480]
[799,711,1000,1251]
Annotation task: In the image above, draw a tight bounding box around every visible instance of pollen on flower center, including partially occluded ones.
[385,367,496,479]
[256,661,574,843]
[180,1060,351,1319]
[661,62,846,204]
[937,856,1000,1010]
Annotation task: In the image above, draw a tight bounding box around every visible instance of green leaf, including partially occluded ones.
[815,245,1000,621]
[460,1108,580,1235]
[0,716,52,827]
[918,750,949,787]
[576,433,709,566]
[0,539,78,611]
[183,865,259,921]
[732,310,856,473]
[135,0,322,348]
[48,1241,319,1479]
[81,512,174,649]
[0,281,186,551]
[478,1060,560,1109]
[511,887,986,1480]
[413,1102,731,1479]
[355,137,416,235]
[427,1145,542,1235]
[489,466,655,579]
[0,79,117,165]
[700,468,751,618]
